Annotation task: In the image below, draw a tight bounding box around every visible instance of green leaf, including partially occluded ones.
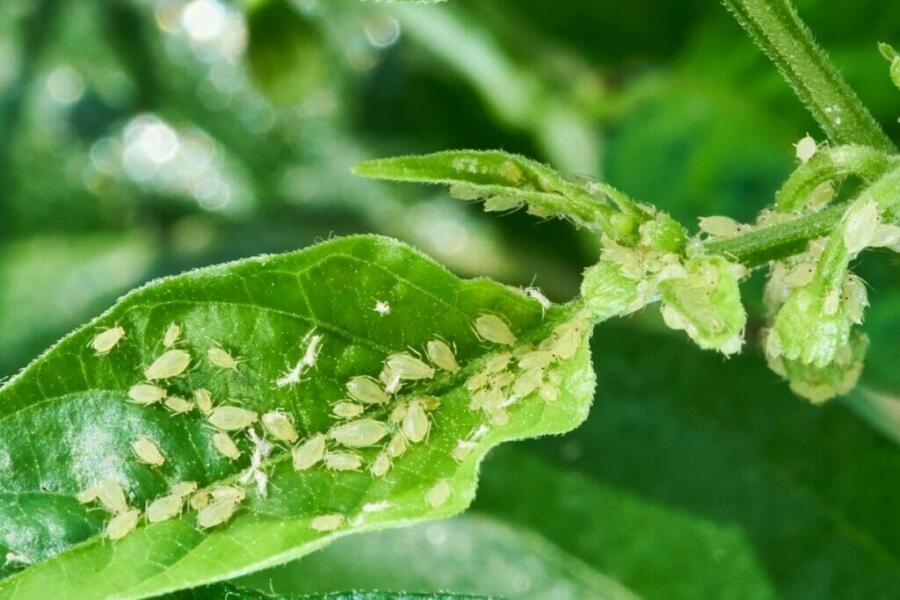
[174,586,488,600]
[0,235,599,599]
[238,513,639,599]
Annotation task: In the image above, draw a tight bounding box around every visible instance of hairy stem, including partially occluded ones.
[723,0,895,152]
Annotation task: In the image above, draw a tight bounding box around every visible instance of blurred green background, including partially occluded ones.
[1,0,899,597]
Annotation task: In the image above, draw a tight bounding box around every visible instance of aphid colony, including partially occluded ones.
[81,305,569,541]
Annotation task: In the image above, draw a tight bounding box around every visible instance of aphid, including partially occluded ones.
[402,400,430,444]
[795,134,817,163]
[213,431,241,460]
[426,479,452,509]
[106,508,140,540]
[422,396,441,411]
[466,371,490,393]
[346,376,389,405]
[518,350,554,370]
[489,407,510,426]
[164,395,194,414]
[362,501,391,513]
[843,200,880,255]
[385,353,435,381]
[470,386,503,412]
[324,451,363,471]
[426,340,459,373]
[329,419,389,448]
[91,326,125,355]
[489,371,515,390]
[484,195,523,212]
[389,403,408,424]
[146,494,183,523]
[261,410,299,443]
[193,388,214,415]
[452,440,477,462]
[524,286,552,311]
[196,498,239,529]
[162,323,182,348]
[484,352,512,373]
[293,433,327,471]
[698,215,743,238]
[189,490,210,510]
[370,452,392,477]
[332,401,365,420]
[539,382,559,403]
[208,405,258,431]
[822,289,841,316]
[208,346,241,371]
[210,485,245,502]
[512,368,544,399]
[144,349,191,381]
[373,300,391,316]
[96,479,129,514]
[549,324,583,360]
[379,367,403,395]
[276,331,322,388]
[387,432,408,458]
[843,274,868,324]
[310,513,344,532]
[132,436,166,467]
[76,485,99,504]
[170,481,198,498]
[127,383,167,406]
[473,314,517,346]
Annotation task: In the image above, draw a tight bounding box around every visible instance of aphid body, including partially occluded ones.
[426,340,459,373]
[293,434,327,471]
[524,287,552,311]
[146,494,183,523]
[91,326,125,355]
[473,314,517,346]
[170,481,198,498]
[106,508,140,540]
[333,401,365,420]
[164,395,194,414]
[194,388,214,415]
[128,383,167,406]
[370,452,391,477]
[132,436,166,467]
[208,405,258,431]
[346,376,389,405]
[402,400,430,443]
[452,440,477,462]
[324,451,363,471]
[518,350,554,370]
[261,410,299,443]
[426,480,452,509]
[310,513,344,532]
[210,485,245,502]
[163,323,182,348]
[329,418,389,448]
[196,498,239,529]
[96,479,129,514]
[512,368,544,399]
[189,490,210,510]
[385,353,435,381]
[795,135,817,163]
[213,432,242,460]
[144,349,191,381]
[208,347,241,371]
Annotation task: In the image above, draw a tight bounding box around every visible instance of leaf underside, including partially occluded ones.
[0,235,595,599]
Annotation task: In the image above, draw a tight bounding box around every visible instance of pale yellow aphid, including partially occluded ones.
[843,274,868,324]
[106,508,140,540]
[170,481,198,498]
[310,513,344,532]
[213,431,241,460]
[163,323,182,348]
[144,349,191,381]
[362,501,391,513]
[389,403,408,424]
[260,410,299,443]
[549,324,583,360]
[164,395,194,414]
[96,479,129,514]
[426,479,452,509]
[76,485,99,504]
[189,490,210,510]
[452,440,477,462]
[332,401,365,420]
[698,215,743,238]
[470,386,503,412]
[489,407,510,426]
[293,433,327,471]
[524,286,552,311]
[208,405,258,431]
[387,432,408,458]
[489,372,515,390]
[385,353,435,381]
[422,395,441,411]
[329,418,389,448]
[91,326,125,356]
[843,200,880,256]
[370,452,391,477]
[379,366,403,395]
[539,382,559,403]
[518,350,554,370]
[210,485,245,502]
[346,376,389,405]
[128,383,167,406]
[193,388,214,415]
[132,436,166,467]
[795,134,817,163]
[425,339,459,373]
[146,494,183,523]
[207,346,241,371]
[402,400,430,443]
[324,451,363,471]
[484,352,512,373]
[196,498,239,529]
[473,314,517,346]
[512,368,544,399]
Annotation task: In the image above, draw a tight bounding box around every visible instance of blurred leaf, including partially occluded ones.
[174,586,489,600]
[0,235,596,598]
[239,513,638,600]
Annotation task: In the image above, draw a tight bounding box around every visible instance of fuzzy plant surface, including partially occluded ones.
[0,0,898,598]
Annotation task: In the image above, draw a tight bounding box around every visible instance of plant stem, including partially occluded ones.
[723,0,895,152]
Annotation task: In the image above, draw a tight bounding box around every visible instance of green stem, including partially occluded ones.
[723,0,895,152]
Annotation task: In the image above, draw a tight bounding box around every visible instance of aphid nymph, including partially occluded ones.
[208,346,241,371]
[261,410,299,443]
[208,405,258,431]
[144,349,191,381]
[132,436,166,467]
[128,383,167,406]
[90,326,125,356]
[292,433,327,471]
[329,418,389,448]
[163,323,182,348]
[473,314,517,346]
[106,508,140,540]
[346,376,389,405]
[425,339,459,373]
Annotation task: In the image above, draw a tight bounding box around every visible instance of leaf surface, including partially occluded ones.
[0,235,600,599]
